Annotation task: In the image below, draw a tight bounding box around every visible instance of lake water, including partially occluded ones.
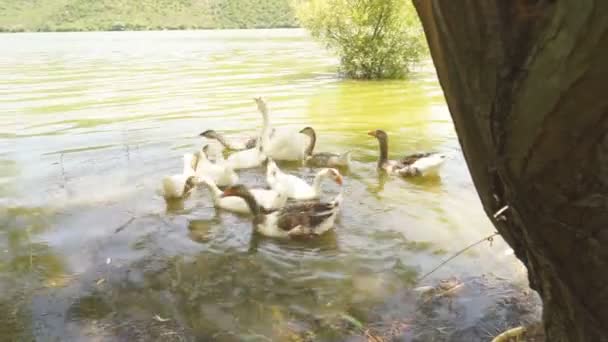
[0,29,525,340]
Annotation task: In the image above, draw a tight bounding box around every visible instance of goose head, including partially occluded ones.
[320,168,343,185]
[199,130,219,139]
[266,158,281,177]
[254,97,267,113]
[367,129,388,141]
[299,126,315,137]
[183,175,199,195]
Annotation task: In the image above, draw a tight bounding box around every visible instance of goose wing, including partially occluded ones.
[275,202,337,232]
[398,152,434,166]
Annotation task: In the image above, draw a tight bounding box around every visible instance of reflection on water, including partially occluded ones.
[0,29,524,340]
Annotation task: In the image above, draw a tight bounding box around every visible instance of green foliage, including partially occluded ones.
[0,0,298,32]
[295,0,427,79]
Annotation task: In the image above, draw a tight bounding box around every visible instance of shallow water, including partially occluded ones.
[0,29,524,340]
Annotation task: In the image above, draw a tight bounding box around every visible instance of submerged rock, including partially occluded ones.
[348,274,542,342]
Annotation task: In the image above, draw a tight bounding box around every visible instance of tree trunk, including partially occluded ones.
[412,1,608,341]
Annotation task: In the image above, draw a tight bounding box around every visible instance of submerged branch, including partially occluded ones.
[417,232,500,282]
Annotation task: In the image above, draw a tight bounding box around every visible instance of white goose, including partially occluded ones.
[266,159,343,200]
[161,153,198,200]
[195,145,239,186]
[255,97,310,161]
[224,140,267,170]
[198,176,288,214]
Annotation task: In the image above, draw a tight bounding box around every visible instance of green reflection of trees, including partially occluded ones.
[303,74,446,159]
[64,245,419,341]
[0,293,33,341]
[2,207,66,277]
[0,206,69,341]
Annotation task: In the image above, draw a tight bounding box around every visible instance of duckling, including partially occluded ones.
[368,129,447,176]
[299,126,351,168]
[221,184,342,238]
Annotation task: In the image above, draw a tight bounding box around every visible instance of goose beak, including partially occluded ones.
[221,187,236,198]
[335,175,343,185]
[367,130,376,137]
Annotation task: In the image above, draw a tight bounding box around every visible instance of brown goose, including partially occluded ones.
[299,127,352,168]
[221,184,342,238]
[368,129,447,176]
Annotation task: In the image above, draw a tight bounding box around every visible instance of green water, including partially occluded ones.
[0,29,524,340]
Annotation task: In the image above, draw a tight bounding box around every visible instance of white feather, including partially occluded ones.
[256,97,309,161]
[195,150,239,186]
[161,154,196,199]
[408,153,447,175]
[199,177,286,214]
[264,130,309,161]
[265,160,338,200]
[225,145,266,170]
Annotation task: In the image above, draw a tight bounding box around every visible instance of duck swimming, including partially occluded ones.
[255,97,310,161]
[221,184,342,238]
[368,129,447,176]
[299,127,351,168]
[197,176,287,214]
[161,153,199,200]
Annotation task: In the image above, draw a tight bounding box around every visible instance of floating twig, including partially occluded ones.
[114,216,136,233]
[153,314,171,322]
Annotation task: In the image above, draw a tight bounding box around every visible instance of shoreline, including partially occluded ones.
[0,25,301,34]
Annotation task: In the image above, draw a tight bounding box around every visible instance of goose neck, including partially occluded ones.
[304,130,316,156]
[377,136,388,166]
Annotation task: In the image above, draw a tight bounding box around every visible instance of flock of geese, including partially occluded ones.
[161,98,448,239]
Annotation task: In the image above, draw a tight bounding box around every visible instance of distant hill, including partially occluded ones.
[0,0,298,32]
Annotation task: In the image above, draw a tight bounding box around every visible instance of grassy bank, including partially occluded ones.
[0,0,298,32]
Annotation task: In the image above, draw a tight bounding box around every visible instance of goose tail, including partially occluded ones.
[161,176,183,199]
[339,151,353,166]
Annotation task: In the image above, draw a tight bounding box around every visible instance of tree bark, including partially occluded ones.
[413,1,608,341]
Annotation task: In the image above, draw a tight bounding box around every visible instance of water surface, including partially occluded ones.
[0,29,524,340]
